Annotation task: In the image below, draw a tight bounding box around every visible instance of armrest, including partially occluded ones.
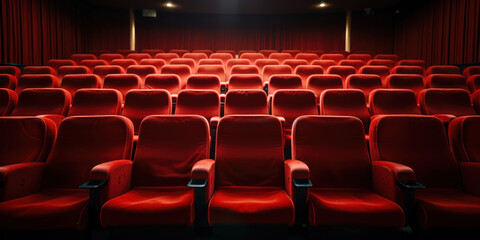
[372,161,417,205]
[87,160,133,203]
[189,159,215,227]
[285,159,311,226]
[460,162,480,196]
[210,116,221,128]
[220,94,226,103]
[275,116,286,129]
[0,162,44,201]
[432,114,456,125]
[38,114,64,129]
[171,94,178,104]
[220,83,227,94]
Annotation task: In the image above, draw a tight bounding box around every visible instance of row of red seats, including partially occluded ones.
[0,114,479,231]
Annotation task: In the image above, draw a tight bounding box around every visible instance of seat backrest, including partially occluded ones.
[238,50,256,56]
[132,115,209,187]
[185,74,221,93]
[42,115,133,188]
[295,53,319,64]
[369,89,421,115]
[374,54,399,63]
[197,65,226,82]
[419,89,476,116]
[426,65,460,75]
[269,53,293,64]
[122,89,172,135]
[139,59,167,72]
[68,89,122,116]
[215,115,284,187]
[386,74,425,97]
[230,65,259,76]
[214,50,236,58]
[126,53,152,63]
[469,75,480,92]
[103,74,142,101]
[397,60,426,69]
[47,59,76,71]
[111,59,138,71]
[225,90,268,115]
[320,53,344,64]
[71,54,96,64]
[367,59,395,69]
[126,65,157,82]
[326,65,356,84]
[225,59,250,74]
[141,49,165,57]
[60,74,102,97]
[391,66,425,76]
[0,74,17,90]
[259,50,278,58]
[99,54,124,64]
[311,60,336,71]
[347,54,372,63]
[345,74,383,103]
[0,88,17,116]
[0,117,56,167]
[169,49,189,57]
[79,59,108,72]
[338,59,365,71]
[295,65,324,88]
[272,90,318,130]
[292,116,371,188]
[57,66,91,81]
[306,74,343,98]
[304,50,324,57]
[268,74,303,95]
[175,90,220,121]
[262,65,292,83]
[144,74,181,94]
[449,116,480,163]
[92,65,125,81]
[473,90,480,113]
[117,49,137,57]
[425,74,468,90]
[183,53,208,65]
[240,53,265,64]
[320,89,370,133]
[154,53,180,64]
[369,115,460,188]
[281,50,301,56]
[254,59,280,72]
[11,88,71,116]
[359,65,391,84]
[228,74,264,90]
[170,58,196,72]
[283,59,308,71]
[0,66,21,78]
[22,66,56,76]
[198,59,223,66]
[16,74,59,94]
[210,53,233,65]
[463,66,480,79]
[160,64,193,89]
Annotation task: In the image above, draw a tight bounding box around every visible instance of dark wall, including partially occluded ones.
[350,9,396,55]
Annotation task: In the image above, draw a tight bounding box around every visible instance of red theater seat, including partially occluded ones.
[338,59,365,71]
[240,53,265,64]
[169,49,189,57]
[144,74,181,95]
[0,88,17,116]
[0,115,133,230]
[306,74,343,99]
[228,74,264,90]
[374,54,399,63]
[141,49,165,57]
[463,66,480,79]
[292,116,404,227]
[305,50,324,57]
[226,59,250,76]
[67,89,122,116]
[57,66,91,82]
[197,65,226,83]
[449,116,480,163]
[126,65,157,82]
[345,74,383,104]
[103,74,142,101]
[283,59,308,71]
[214,50,236,58]
[473,90,480,113]
[359,65,391,85]
[210,53,234,66]
[99,54,124,64]
[204,115,295,225]
[11,88,71,117]
[60,74,102,97]
[397,60,426,69]
[22,66,56,76]
[295,65,324,88]
[326,66,356,84]
[425,74,468,91]
[0,74,17,89]
[170,58,196,72]
[281,50,301,56]
[367,59,395,70]
[193,49,213,57]
[224,90,268,115]
[71,54,96,64]
[183,53,208,66]
[198,59,223,66]
[175,90,220,121]
[391,66,425,76]
[369,115,480,228]
[47,59,76,72]
[230,65,260,76]
[260,50,279,58]
[320,53,344,64]
[269,53,293,64]
[139,59,166,72]
[117,49,137,57]
[121,90,172,135]
[268,74,303,95]
[160,65,193,89]
[154,53,180,64]
[329,50,349,57]
[186,75,221,93]
[79,59,108,72]
[111,59,138,71]
[426,65,461,75]
[386,74,425,97]
[468,75,480,92]
[262,65,292,83]
[347,54,372,63]
[90,50,109,57]
[311,60,337,71]
[100,115,209,227]
[419,89,476,119]
[369,89,421,116]
[16,74,59,94]
[254,59,280,72]
[295,53,319,64]
[93,65,125,81]
[127,53,152,63]
[238,50,256,56]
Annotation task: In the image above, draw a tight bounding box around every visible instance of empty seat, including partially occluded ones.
[141,49,165,57]
[268,74,303,95]
[71,54,96,64]
[397,59,426,69]
[197,65,226,83]
[294,65,324,88]
[254,59,280,72]
[262,65,293,83]
[126,53,152,63]
[228,74,264,90]
[169,49,189,57]
[295,53,319,64]
[468,75,480,92]
[126,65,157,82]
[367,59,395,69]
[203,115,295,225]
[281,50,301,56]
[91,50,109,57]
[60,74,102,97]
[374,54,399,63]
[425,74,468,90]
[269,53,293,64]
[311,60,337,71]
[0,115,133,230]
[347,54,372,63]
[240,53,265,64]
[144,74,181,95]
[139,59,167,72]
[100,115,208,227]
[193,49,213,57]
[449,116,480,163]
[214,50,236,58]
[47,60,76,72]
[369,115,480,228]
[230,65,259,76]
[111,59,138,71]
[121,90,172,135]
[183,53,208,65]
[103,74,142,101]
[99,53,124,64]
[175,90,220,121]
[0,66,21,78]
[154,53,180,64]
[185,75,221,93]
[259,50,279,58]
[320,89,370,134]
[11,88,71,117]
[304,50,324,57]
[386,74,425,97]
[210,53,233,66]
[326,66,356,84]
[329,50,349,57]
[391,66,425,76]
[320,53,344,64]
[224,90,268,115]
[307,74,343,99]
[292,116,404,227]
[225,59,250,75]
[419,89,476,118]
[92,65,125,82]
[22,66,56,75]
[359,65,391,85]
[117,49,137,56]
[426,65,461,75]
[463,66,480,79]
[198,59,223,66]
[338,60,364,71]
[57,66,91,81]
[160,65,192,89]
[283,59,309,71]
[79,59,108,72]
[237,50,256,56]
[170,58,196,72]
[0,88,17,116]
[16,74,59,94]
[67,89,122,116]
[369,89,421,116]
[473,90,480,113]
[0,74,17,89]
[345,74,383,103]
[353,51,375,56]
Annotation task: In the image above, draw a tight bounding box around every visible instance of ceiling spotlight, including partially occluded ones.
[163,1,176,8]
[317,2,328,8]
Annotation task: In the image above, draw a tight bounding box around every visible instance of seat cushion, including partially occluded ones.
[308,188,404,227]
[0,188,89,230]
[208,186,294,225]
[416,188,480,228]
[100,187,194,227]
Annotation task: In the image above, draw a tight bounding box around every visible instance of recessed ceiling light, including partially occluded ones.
[317,2,328,8]
[163,1,176,8]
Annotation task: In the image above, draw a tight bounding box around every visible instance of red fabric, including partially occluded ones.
[308,188,404,227]
[198,59,223,66]
[369,89,421,115]
[425,74,468,90]
[326,66,356,84]
[295,53,319,64]
[103,74,142,101]
[16,74,59,94]
[348,54,372,63]
[306,74,343,100]
[227,74,264,90]
[367,59,395,69]
[117,50,136,57]
[160,65,193,89]
[419,89,476,116]
[193,50,213,57]
[467,75,480,92]
[91,160,133,203]
[197,65,226,83]
[259,50,278,57]
[359,65,391,85]
[71,54,96,64]
[139,59,166,72]
[183,53,208,65]
[240,53,265,64]
[426,65,460,75]
[284,159,310,202]
[170,58,196,72]
[210,53,233,66]
[60,74,102,97]
[208,186,294,225]
[154,53,180,64]
[122,89,172,134]
[268,74,303,95]
[11,88,71,116]
[294,65,324,88]
[111,59,138,71]
[473,90,480,113]
[192,159,215,201]
[141,49,165,57]
[226,59,250,74]
[57,66,91,81]
[175,90,220,121]
[125,65,157,83]
[0,88,17,115]
[126,53,151,63]
[79,59,108,72]
[269,53,293,64]
[320,54,344,64]
[459,162,480,196]
[339,60,365,71]
[282,50,301,56]
[262,65,292,83]
[371,161,416,206]
[391,66,425,76]
[99,54,124,64]
[375,54,399,63]
[230,65,260,76]
[186,75,221,93]
[386,74,425,97]
[0,66,20,78]
[283,59,308,72]
[144,74,181,94]
[169,50,189,57]
[92,65,125,81]
[311,60,336,71]
[345,74,382,104]
[397,60,426,69]
[67,89,122,116]
[0,74,17,89]
[464,66,480,79]
[22,66,56,76]
[0,162,45,201]
[272,90,318,131]
[47,60,77,72]
[449,116,480,163]
[225,90,268,115]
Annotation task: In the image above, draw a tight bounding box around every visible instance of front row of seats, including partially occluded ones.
[0,114,479,233]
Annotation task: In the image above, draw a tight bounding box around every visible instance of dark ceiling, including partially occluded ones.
[88,0,401,14]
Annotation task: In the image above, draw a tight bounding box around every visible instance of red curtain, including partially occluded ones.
[350,9,395,55]
[394,0,480,66]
